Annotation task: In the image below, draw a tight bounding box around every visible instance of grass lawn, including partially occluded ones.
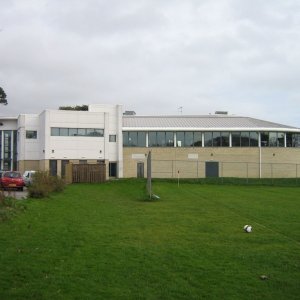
[0,179,299,299]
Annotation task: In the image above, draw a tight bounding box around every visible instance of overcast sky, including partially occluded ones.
[1,0,300,126]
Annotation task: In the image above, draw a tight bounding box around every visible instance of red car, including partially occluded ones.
[1,171,25,191]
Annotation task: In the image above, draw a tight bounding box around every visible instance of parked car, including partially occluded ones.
[1,171,25,191]
[0,170,4,183]
[23,170,36,186]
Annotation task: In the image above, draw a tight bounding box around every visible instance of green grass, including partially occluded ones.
[0,179,300,299]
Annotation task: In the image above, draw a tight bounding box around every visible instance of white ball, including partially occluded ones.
[244,225,252,233]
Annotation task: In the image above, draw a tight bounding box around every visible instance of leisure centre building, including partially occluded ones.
[1,104,300,179]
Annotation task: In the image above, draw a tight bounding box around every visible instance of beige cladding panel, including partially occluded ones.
[123,147,300,178]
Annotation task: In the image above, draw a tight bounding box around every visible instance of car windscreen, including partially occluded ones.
[4,172,21,178]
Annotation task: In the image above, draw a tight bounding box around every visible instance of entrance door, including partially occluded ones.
[137,162,144,178]
[49,160,57,176]
[205,161,219,177]
[109,162,117,177]
[61,160,69,178]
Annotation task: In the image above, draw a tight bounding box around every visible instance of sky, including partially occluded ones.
[0,0,300,127]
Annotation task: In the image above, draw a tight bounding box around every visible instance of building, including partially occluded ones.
[1,104,300,179]
[0,104,123,178]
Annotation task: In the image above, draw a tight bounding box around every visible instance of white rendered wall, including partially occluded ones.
[17,114,40,160]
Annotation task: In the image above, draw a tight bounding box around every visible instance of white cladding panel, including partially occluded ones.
[18,114,40,160]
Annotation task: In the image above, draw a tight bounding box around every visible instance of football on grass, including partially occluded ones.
[244,225,252,233]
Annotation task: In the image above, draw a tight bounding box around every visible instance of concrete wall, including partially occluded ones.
[123,147,300,178]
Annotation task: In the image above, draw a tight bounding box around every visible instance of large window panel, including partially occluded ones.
[157,132,166,146]
[232,132,241,147]
[51,128,60,136]
[60,128,69,136]
[269,132,277,147]
[241,132,250,147]
[148,132,157,147]
[193,132,202,147]
[128,132,138,147]
[277,132,285,147]
[184,132,194,147]
[286,133,293,147]
[123,132,129,146]
[212,132,221,147]
[204,132,213,147]
[137,132,146,147]
[176,132,184,147]
[260,132,269,147]
[166,132,174,147]
[69,128,78,136]
[221,132,229,147]
[250,132,259,147]
[77,128,86,136]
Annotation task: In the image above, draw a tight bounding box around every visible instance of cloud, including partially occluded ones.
[0,0,300,127]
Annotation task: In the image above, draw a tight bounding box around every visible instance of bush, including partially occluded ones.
[28,171,66,198]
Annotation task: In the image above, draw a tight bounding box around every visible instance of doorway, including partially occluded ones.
[137,162,144,178]
[49,160,57,176]
[109,162,117,177]
[205,161,219,177]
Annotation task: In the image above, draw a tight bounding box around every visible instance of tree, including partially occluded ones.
[59,105,88,111]
[0,87,8,105]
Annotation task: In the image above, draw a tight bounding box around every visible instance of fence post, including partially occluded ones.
[271,163,273,185]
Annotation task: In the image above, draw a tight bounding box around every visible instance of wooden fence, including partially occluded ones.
[65,163,106,183]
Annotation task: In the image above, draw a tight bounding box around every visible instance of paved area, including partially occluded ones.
[3,188,28,200]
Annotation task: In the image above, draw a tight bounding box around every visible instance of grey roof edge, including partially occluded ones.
[122,115,300,130]
[122,127,300,132]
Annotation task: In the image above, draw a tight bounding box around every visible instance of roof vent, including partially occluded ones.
[123,111,136,116]
[215,111,228,115]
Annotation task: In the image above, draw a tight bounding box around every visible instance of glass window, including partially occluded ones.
[232,132,241,147]
[166,132,174,147]
[221,132,229,147]
[109,135,117,142]
[241,132,250,147]
[94,129,104,137]
[176,132,184,147]
[260,132,269,147]
[212,132,221,147]
[269,132,277,147]
[148,132,157,147]
[26,130,37,139]
[204,132,213,147]
[157,132,166,146]
[193,132,202,147]
[129,132,138,147]
[77,128,86,136]
[293,134,300,147]
[123,132,129,146]
[51,128,60,136]
[250,132,258,147]
[277,132,284,147]
[184,132,194,147]
[137,132,146,147]
[69,128,78,136]
[60,128,69,136]
[286,133,293,147]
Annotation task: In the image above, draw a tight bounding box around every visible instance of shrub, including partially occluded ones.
[28,171,65,198]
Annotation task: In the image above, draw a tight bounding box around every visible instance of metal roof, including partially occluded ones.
[122,115,300,131]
